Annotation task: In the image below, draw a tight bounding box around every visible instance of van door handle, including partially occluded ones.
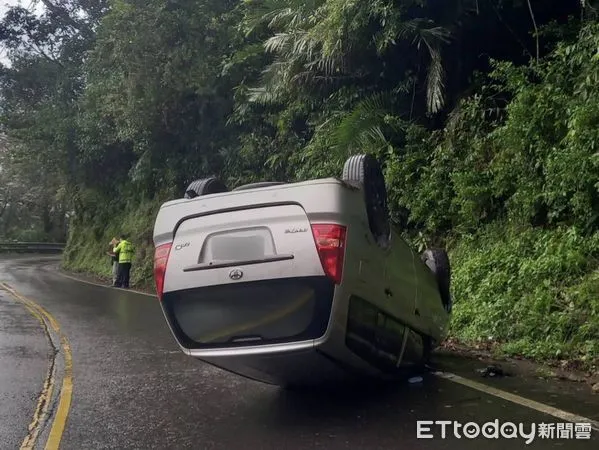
[384,288,393,297]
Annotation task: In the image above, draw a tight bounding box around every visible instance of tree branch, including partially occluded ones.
[0,200,8,218]
[24,28,64,67]
[39,0,93,39]
[526,0,539,62]
[491,1,532,60]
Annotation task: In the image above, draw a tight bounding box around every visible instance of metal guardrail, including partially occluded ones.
[0,242,66,253]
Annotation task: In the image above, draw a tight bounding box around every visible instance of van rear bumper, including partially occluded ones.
[196,346,357,386]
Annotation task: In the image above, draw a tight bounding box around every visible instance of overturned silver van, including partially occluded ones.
[152,154,452,388]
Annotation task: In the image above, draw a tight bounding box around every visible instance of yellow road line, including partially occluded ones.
[14,300,56,450]
[434,371,599,431]
[38,301,73,450]
[0,283,73,450]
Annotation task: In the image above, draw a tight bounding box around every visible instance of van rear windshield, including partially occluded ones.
[162,276,334,349]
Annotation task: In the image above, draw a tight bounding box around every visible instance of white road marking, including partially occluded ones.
[434,371,599,431]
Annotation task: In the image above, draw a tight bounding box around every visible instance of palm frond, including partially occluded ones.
[264,33,293,53]
[381,18,451,114]
[243,0,324,36]
[392,19,450,43]
[333,93,394,153]
[424,43,446,114]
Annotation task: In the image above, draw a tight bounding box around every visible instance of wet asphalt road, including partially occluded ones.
[0,285,48,449]
[0,255,598,450]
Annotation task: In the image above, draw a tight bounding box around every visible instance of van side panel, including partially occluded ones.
[413,258,449,341]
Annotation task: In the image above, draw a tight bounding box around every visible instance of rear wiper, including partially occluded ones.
[182,254,294,272]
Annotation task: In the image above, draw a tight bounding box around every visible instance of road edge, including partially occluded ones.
[0,283,73,450]
[55,268,156,298]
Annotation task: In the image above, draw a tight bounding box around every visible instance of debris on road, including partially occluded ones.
[476,364,509,378]
[408,376,423,384]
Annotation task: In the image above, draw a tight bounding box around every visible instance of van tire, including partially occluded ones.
[184,177,228,199]
[421,248,452,313]
[342,154,390,245]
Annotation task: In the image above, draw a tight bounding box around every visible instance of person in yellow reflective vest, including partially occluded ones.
[113,234,134,289]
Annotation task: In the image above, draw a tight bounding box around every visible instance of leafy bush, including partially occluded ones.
[382,23,599,364]
[450,224,599,362]
[62,198,159,288]
[386,24,599,239]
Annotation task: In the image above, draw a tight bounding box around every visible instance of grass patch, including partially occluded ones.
[449,223,599,366]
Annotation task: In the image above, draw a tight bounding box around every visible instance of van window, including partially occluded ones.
[162,276,334,348]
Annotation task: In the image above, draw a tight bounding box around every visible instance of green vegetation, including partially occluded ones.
[63,198,159,288]
[1,1,598,366]
[451,225,599,361]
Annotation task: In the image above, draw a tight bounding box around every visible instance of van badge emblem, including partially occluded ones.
[174,242,190,251]
[229,269,243,280]
[285,227,308,234]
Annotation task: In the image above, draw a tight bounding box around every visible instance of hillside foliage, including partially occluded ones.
[1,0,598,365]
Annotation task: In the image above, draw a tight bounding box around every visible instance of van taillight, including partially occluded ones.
[311,224,347,285]
[154,243,172,300]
